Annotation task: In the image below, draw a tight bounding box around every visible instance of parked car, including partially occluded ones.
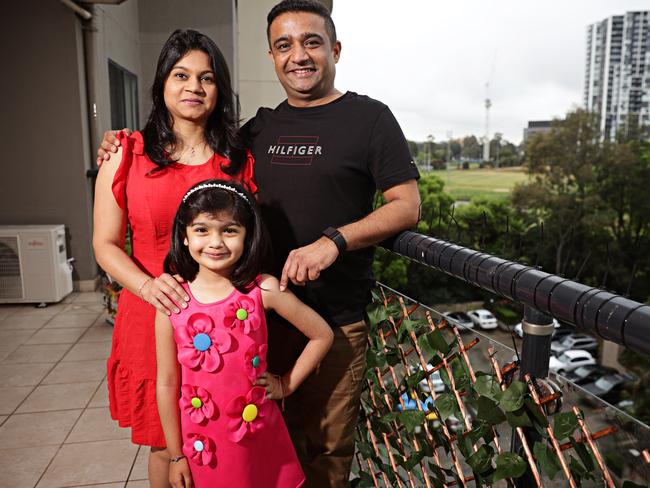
[443,311,475,332]
[550,333,598,356]
[418,368,446,394]
[563,365,618,385]
[549,350,596,374]
[513,318,560,338]
[582,373,636,404]
[467,309,498,330]
[551,325,575,342]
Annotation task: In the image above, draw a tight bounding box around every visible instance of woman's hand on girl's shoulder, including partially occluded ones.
[141,273,190,316]
[97,128,132,166]
[169,457,193,488]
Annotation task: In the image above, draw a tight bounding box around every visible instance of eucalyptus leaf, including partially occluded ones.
[533,441,561,480]
[426,328,451,356]
[350,471,375,488]
[451,360,470,391]
[570,436,595,472]
[499,380,526,412]
[435,393,457,420]
[505,408,533,428]
[406,369,426,389]
[474,375,502,400]
[568,455,589,484]
[401,450,426,470]
[385,348,401,367]
[402,317,424,335]
[378,412,398,425]
[427,463,448,488]
[476,395,507,424]
[553,412,578,440]
[366,349,386,369]
[417,333,438,363]
[492,452,527,481]
[398,410,426,434]
[468,419,492,444]
[524,397,549,428]
[466,445,494,474]
[622,481,648,488]
[357,440,373,460]
[366,302,388,327]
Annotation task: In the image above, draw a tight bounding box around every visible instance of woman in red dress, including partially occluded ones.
[92,30,255,487]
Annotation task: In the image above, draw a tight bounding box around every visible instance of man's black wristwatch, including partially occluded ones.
[322,226,347,254]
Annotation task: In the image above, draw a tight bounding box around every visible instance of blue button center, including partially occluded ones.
[193,333,212,351]
[194,440,204,452]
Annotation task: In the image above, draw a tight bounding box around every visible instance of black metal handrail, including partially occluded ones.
[381,231,650,355]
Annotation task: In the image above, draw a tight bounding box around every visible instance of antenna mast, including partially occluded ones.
[483,83,491,162]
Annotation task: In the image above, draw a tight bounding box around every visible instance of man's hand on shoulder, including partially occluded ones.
[97,128,132,166]
[279,237,339,291]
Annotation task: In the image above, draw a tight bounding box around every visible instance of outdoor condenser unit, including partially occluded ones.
[0,225,73,304]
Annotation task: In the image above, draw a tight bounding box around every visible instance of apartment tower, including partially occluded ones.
[584,11,650,139]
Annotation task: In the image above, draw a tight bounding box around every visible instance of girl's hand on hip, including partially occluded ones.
[141,273,189,315]
[169,458,193,488]
[255,372,289,400]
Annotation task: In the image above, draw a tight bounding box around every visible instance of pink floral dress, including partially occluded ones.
[169,282,304,487]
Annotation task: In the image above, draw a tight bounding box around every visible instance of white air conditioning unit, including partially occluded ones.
[0,225,73,304]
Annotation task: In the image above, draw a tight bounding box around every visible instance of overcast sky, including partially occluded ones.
[331,1,649,144]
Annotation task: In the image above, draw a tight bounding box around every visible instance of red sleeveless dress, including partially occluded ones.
[107,131,256,446]
[169,282,304,487]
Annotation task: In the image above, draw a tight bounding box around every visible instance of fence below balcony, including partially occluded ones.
[350,231,650,488]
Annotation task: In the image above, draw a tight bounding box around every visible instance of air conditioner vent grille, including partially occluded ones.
[0,236,23,299]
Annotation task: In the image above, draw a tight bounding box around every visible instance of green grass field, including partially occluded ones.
[430,167,528,201]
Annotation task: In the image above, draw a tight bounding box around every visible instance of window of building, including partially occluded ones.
[108,60,139,130]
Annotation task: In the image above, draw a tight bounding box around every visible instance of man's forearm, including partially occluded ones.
[338,180,420,251]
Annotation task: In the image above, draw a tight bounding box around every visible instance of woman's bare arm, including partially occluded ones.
[92,146,188,314]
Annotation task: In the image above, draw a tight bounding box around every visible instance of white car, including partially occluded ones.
[514,319,560,338]
[467,309,498,330]
[418,368,446,394]
[550,333,598,356]
[549,350,596,374]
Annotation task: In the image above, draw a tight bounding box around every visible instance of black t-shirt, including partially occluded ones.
[242,91,419,326]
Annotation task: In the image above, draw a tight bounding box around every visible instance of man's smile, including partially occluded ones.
[288,67,317,77]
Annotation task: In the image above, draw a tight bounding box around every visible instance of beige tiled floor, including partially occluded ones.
[0,292,148,488]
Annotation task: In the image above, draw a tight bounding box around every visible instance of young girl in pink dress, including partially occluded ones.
[155,179,333,488]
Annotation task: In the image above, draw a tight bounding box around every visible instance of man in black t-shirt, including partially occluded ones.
[250,2,420,487]
[98,1,420,486]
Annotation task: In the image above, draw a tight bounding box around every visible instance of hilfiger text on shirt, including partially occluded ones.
[267,144,322,156]
[268,136,323,165]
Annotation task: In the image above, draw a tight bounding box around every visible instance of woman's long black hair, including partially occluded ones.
[143,29,246,175]
[164,179,269,292]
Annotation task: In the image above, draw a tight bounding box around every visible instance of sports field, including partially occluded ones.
[431,166,528,201]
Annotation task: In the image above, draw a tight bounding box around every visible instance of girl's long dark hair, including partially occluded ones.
[164,179,269,292]
[143,29,246,175]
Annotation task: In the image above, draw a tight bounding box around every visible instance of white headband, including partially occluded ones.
[182,182,251,205]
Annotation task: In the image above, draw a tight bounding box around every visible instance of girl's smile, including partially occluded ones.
[184,212,246,275]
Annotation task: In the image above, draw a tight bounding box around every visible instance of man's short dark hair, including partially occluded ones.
[267,0,337,47]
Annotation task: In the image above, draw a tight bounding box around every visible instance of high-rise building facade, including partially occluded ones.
[584,11,650,139]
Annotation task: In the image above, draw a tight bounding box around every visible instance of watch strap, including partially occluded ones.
[322,227,346,253]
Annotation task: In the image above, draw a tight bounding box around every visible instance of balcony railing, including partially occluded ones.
[350,231,650,487]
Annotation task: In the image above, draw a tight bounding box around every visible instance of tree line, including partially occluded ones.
[408,134,521,169]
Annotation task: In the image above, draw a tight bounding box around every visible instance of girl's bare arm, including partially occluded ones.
[155,310,183,456]
[155,311,193,487]
[258,274,334,398]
